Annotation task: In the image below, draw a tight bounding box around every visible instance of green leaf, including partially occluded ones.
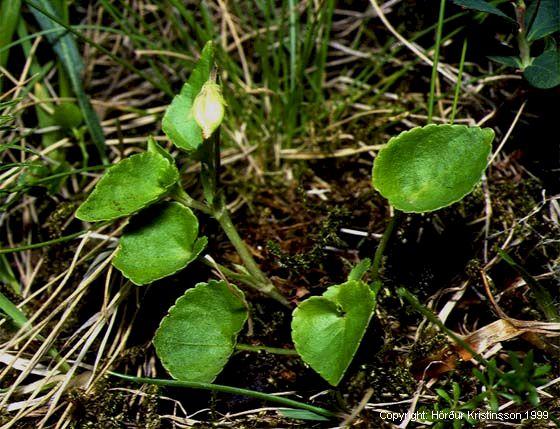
[451,0,514,21]
[291,280,376,386]
[526,0,560,41]
[112,202,207,285]
[147,135,174,163]
[347,258,371,282]
[161,84,201,152]
[372,124,494,213]
[279,409,330,421]
[154,280,247,382]
[162,42,215,151]
[28,0,107,162]
[76,152,179,222]
[488,55,523,68]
[187,42,215,95]
[0,290,28,329]
[523,49,560,89]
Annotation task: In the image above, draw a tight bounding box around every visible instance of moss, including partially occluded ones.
[345,359,416,404]
[43,202,79,239]
[67,381,160,428]
[265,205,348,274]
[520,420,556,428]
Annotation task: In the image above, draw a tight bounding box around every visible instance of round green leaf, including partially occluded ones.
[524,50,560,89]
[162,42,215,151]
[372,124,494,213]
[291,280,376,386]
[154,280,248,382]
[76,152,179,222]
[112,202,207,285]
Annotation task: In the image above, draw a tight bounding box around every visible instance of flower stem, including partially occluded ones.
[397,287,488,367]
[214,205,290,307]
[174,191,289,306]
[235,343,299,356]
[515,0,532,68]
[108,371,337,418]
[370,211,400,288]
[172,187,213,215]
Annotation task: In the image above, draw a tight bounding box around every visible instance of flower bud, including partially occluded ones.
[192,81,225,139]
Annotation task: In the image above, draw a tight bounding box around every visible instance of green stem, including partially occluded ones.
[177,193,289,307]
[214,205,290,307]
[176,190,289,306]
[108,372,337,418]
[370,211,400,287]
[7,165,107,193]
[181,124,288,306]
[449,39,467,124]
[201,256,266,291]
[397,287,488,367]
[515,0,531,68]
[517,33,531,68]
[173,188,213,215]
[497,249,559,322]
[427,0,446,123]
[235,343,299,356]
[0,230,87,255]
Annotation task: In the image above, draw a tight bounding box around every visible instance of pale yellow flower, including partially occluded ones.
[192,81,225,139]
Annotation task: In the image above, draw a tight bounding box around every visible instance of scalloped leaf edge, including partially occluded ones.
[112,204,207,285]
[153,279,248,382]
[372,124,494,213]
[76,151,179,222]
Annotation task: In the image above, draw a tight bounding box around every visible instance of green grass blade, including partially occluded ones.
[0,0,22,91]
[0,291,27,328]
[0,255,20,294]
[427,0,446,123]
[497,249,560,322]
[450,39,468,124]
[26,0,108,163]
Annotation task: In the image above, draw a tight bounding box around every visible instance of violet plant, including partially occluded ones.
[76,41,495,386]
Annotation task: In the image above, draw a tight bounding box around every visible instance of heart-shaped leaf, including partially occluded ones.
[154,280,248,382]
[162,42,215,151]
[372,124,494,213]
[291,280,376,386]
[112,202,206,285]
[524,50,560,89]
[76,152,179,222]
